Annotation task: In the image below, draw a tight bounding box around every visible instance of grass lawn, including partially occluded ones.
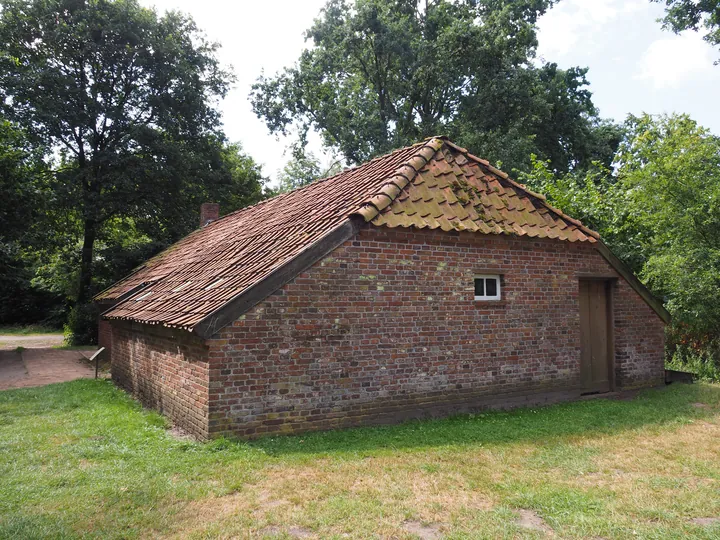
[1,381,720,539]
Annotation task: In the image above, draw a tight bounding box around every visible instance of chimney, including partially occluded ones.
[200,203,220,227]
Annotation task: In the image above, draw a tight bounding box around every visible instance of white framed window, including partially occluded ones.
[474,275,501,301]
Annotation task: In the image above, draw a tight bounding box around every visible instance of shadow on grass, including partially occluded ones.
[2,379,719,460]
[247,383,720,457]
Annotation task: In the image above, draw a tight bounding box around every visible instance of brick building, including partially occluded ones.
[96,137,669,439]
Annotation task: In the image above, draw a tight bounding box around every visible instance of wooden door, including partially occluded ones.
[579,280,611,393]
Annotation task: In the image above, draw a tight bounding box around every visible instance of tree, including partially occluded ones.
[0,0,233,317]
[652,0,720,62]
[0,117,64,324]
[521,113,720,375]
[277,153,324,193]
[617,114,720,336]
[218,142,268,212]
[251,0,621,174]
[0,119,43,250]
[276,151,343,193]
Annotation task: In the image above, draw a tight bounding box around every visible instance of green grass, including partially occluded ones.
[1,381,720,538]
[0,324,62,335]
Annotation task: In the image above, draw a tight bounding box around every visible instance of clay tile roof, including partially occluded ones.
[96,137,615,334]
[365,140,599,243]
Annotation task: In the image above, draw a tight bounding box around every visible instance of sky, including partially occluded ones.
[140,0,720,182]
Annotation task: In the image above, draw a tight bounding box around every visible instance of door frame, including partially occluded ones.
[578,277,617,393]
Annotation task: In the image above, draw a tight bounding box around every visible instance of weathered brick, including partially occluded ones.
[110,322,210,439]
[202,227,665,439]
[109,226,665,439]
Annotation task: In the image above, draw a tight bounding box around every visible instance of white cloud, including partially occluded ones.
[537,0,646,59]
[131,0,720,177]
[635,32,716,88]
[140,0,329,182]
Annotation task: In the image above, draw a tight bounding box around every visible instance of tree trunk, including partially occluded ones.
[76,218,96,305]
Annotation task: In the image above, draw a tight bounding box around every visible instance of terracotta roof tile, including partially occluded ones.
[371,143,600,244]
[98,136,599,331]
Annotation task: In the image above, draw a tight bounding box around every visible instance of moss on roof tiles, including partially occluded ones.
[99,136,599,330]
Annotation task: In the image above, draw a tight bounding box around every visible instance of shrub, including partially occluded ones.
[64,302,99,346]
[666,327,720,382]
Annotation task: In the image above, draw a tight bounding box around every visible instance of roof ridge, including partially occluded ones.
[94,140,438,303]
[353,137,445,222]
[97,135,669,332]
[317,139,428,179]
[441,139,601,240]
[202,140,432,229]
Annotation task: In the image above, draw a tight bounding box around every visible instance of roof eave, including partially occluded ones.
[190,215,366,339]
[593,240,671,324]
[98,136,669,334]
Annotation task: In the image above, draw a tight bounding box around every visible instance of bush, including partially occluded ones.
[666,327,720,382]
[64,302,99,346]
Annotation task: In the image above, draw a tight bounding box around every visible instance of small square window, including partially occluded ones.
[474,275,501,301]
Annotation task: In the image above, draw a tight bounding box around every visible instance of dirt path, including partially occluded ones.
[0,334,64,350]
[0,347,97,390]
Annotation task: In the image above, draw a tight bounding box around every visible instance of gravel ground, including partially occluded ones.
[0,334,64,350]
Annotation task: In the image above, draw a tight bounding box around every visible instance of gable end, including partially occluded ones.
[98,136,669,334]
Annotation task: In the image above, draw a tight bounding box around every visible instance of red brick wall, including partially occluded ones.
[207,226,666,438]
[111,321,210,438]
[97,300,115,359]
[614,279,667,388]
[98,318,113,354]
